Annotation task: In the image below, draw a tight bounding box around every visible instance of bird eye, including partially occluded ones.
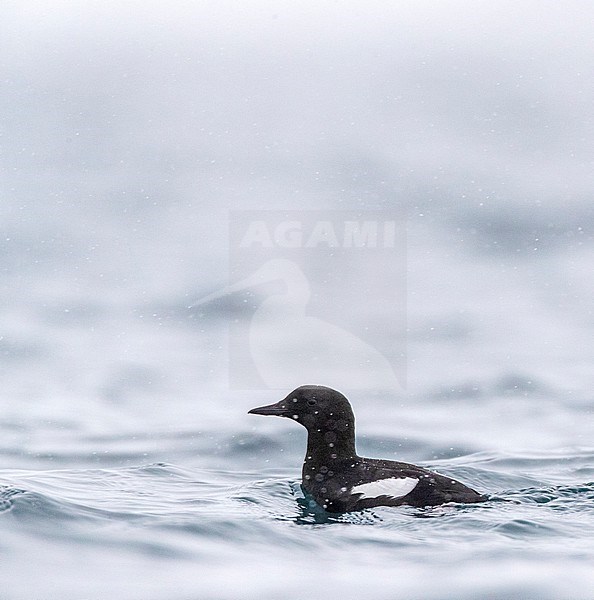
[307,399,317,406]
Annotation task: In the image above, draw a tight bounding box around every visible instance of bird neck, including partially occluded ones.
[304,424,357,464]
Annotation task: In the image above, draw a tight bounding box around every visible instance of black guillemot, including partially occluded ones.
[249,385,487,512]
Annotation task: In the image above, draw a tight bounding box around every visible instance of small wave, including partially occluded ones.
[0,486,26,513]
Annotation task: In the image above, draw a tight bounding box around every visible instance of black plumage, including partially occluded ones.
[249,385,487,512]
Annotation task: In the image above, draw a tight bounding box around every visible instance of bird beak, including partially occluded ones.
[248,400,290,417]
[188,269,270,309]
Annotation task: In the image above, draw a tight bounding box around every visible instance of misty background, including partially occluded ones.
[1,3,594,599]
[1,1,593,447]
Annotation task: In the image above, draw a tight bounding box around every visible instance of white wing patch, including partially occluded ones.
[351,477,418,500]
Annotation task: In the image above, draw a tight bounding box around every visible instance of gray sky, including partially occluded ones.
[3,1,593,204]
[2,1,593,297]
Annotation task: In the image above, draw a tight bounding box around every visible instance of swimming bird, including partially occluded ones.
[249,385,487,512]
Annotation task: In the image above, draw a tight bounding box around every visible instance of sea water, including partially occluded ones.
[2,4,594,598]
[1,234,593,599]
